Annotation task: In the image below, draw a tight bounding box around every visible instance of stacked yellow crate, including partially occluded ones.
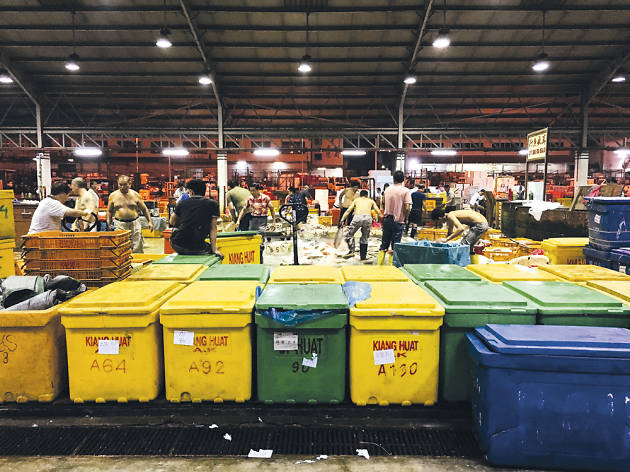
[0,190,16,278]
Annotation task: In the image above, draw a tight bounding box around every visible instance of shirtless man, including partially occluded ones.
[431,207,488,251]
[340,189,381,261]
[107,175,153,253]
[70,177,98,231]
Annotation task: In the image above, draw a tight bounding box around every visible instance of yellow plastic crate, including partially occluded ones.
[60,281,183,403]
[416,228,436,241]
[142,228,163,238]
[318,215,332,226]
[539,264,630,282]
[0,238,15,278]
[482,247,515,262]
[491,238,519,248]
[217,234,262,265]
[349,281,444,406]
[0,190,14,239]
[466,264,559,282]
[268,265,342,284]
[340,266,409,283]
[540,237,589,265]
[0,305,65,402]
[126,264,205,284]
[160,281,259,403]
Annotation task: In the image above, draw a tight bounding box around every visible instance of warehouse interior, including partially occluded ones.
[1,1,630,471]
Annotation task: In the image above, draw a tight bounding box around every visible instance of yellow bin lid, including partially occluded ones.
[351,282,444,318]
[540,264,630,282]
[268,265,342,284]
[127,264,206,283]
[466,264,559,282]
[0,190,14,199]
[586,280,630,303]
[340,265,409,283]
[541,237,589,247]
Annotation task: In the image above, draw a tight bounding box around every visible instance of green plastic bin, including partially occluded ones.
[154,254,221,266]
[198,264,270,283]
[402,264,481,285]
[423,280,536,402]
[503,281,630,327]
[254,283,349,404]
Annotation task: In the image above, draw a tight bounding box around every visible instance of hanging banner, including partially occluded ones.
[527,128,548,162]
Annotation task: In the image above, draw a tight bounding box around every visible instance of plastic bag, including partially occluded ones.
[392,240,471,267]
[342,281,372,307]
[261,308,337,326]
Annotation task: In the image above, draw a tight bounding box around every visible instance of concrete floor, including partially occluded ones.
[0,456,552,471]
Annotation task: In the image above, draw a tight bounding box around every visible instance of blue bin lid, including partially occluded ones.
[586,197,630,204]
[475,324,630,358]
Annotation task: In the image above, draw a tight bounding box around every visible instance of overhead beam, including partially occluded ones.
[0,50,41,107]
[583,45,630,107]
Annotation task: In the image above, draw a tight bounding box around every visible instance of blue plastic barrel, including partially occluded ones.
[582,245,620,271]
[586,197,630,250]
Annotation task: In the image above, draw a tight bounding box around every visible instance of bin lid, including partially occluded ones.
[539,264,630,282]
[59,281,182,315]
[340,265,408,283]
[586,280,630,304]
[586,197,630,205]
[268,265,342,284]
[351,282,444,317]
[475,324,630,358]
[503,281,630,315]
[153,254,220,266]
[126,264,206,282]
[255,283,348,311]
[402,264,480,282]
[0,190,14,199]
[541,237,589,247]
[160,281,259,315]
[424,280,535,314]
[198,264,270,282]
[217,231,259,238]
[466,264,558,282]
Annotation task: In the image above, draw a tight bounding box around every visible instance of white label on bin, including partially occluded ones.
[302,353,318,368]
[373,349,395,365]
[98,340,119,355]
[173,330,194,346]
[274,332,298,351]
[594,214,601,224]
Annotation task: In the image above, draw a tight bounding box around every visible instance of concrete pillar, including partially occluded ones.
[575,103,589,194]
[216,101,227,213]
[35,152,51,198]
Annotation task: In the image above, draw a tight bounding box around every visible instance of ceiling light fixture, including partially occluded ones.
[298,12,313,73]
[236,160,248,170]
[198,73,212,85]
[612,75,626,83]
[403,75,417,85]
[431,149,457,156]
[519,148,529,156]
[341,149,367,156]
[162,147,189,157]
[156,27,172,48]
[432,1,450,49]
[0,74,13,84]
[614,148,630,156]
[74,146,102,157]
[532,10,550,72]
[66,11,80,72]
[253,147,281,157]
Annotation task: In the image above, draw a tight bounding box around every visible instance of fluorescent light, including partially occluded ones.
[532,53,550,72]
[612,75,626,83]
[156,27,172,48]
[403,75,417,85]
[67,158,74,162]
[341,149,366,156]
[614,148,630,156]
[198,74,212,85]
[236,161,248,170]
[65,53,80,71]
[431,149,457,157]
[298,54,312,73]
[272,162,287,170]
[433,29,451,49]
[519,148,529,156]
[74,146,102,157]
[162,147,189,157]
[253,148,280,157]
[0,74,13,84]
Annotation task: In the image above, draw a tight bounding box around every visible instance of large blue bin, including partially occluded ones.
[587,197,630,250]
[582,245,620,271]
[467,324,630,472]
[392,241,471,267]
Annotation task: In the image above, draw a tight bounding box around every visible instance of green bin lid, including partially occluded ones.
[217,231,259,238]
[403,264,480,282]
[424,280,536,314]
[503,281,630,315]
[199,264,270,283]
[255,283,348,311]
[154,254,221,266]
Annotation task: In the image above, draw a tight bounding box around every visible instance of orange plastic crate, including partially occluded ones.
[23,241,131,261]
[23,230,130,250]
[23,255,131,271]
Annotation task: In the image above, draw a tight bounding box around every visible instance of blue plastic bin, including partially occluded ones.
[467,324,630,472]
[392,241,471,267]
[611,248,630,274]
[583,245,620,271]
[586,197,630,250]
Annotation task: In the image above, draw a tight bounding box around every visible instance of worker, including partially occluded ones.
[285,186,308,224]
[226,180,252,231]
[338,181,360,227]
[236,183,276,232]
[407,183,426,238]
[444,184,456,212]
[431,207,489,252]
[514,181,525,200]
[480,189,496,227]
[470,188,485,213]
[380,183,390,211]
[88,181,100,208]
[70,177,98,232]
[378,171,411,265]
[299,185,311,203]
[173,181,186,200]
[169,179,223,258]
[28,182,91,234]
[107,175,153,253]
[341,189,381,261]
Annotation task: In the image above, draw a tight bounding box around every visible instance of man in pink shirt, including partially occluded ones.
[236,183,276,231]
[378,170,412,264]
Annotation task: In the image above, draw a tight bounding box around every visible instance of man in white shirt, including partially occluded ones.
[28,182,91,234]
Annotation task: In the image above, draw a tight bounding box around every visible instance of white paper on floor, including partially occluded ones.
[223,433,232,441]
[356,448,370,460]
[248,449,273,458]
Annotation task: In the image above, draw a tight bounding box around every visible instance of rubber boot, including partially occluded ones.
[359,243,368,261]
[377,250,386,265]
[410,227,417,239]
[388,250,394,265]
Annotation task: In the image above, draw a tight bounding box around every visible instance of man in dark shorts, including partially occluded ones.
[169,179,223,258]
[431,207,489,253]
[407,183,426,238]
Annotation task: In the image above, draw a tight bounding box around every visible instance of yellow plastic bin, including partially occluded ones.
[349,281,445,406]
[269,265,342,284]
[466,264,560,282]
[60,281,183,403]
[540,237,589,265]
[0,239,15,278]
[0,305,66,402]
[126,264,205,284]
[0,190,14,239]
[216,232,262,265]
[586,280,630,305]
[340,265,409,283]
[160,281,258,403]
[539,264,630,282]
